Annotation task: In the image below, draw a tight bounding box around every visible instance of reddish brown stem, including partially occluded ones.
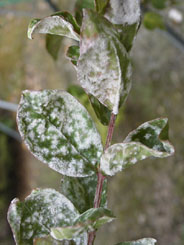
[87,113,116,245]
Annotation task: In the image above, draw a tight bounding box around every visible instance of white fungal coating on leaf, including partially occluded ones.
[116,238,157,245]
[77,10,131,114]
[7,189,87,244]
[105,0,141,25]
[28,16,80,41]
[100,118,175,176]
[17,90,103,177]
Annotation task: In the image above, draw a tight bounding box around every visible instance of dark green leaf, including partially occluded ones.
[66,45,80,66]
[28,12,80,41]
[143,12,165,30]
[46,34,62,60]
[100,118,175,176]
[104,0,141,52]
[115,238,157,245]
[51,208,115,240]
[61,174,107,213]
[77,10,131,115]
[8,189,87,244]
[151,0,166,9]
[95,0,109,13]
[17,90,103,177]
[89,94,111,126]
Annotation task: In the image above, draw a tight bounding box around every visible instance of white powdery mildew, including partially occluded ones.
[17,90,103,177]
[78,36,122,114]
[131,238,157,245]
[105,0,141,25]
[29,16,80,41]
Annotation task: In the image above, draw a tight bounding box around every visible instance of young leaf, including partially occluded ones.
[66,45,80,66]
[7,189,85,244]
[77,10,131,115]
[46,34,62,60]
[104,0,141,52]
[95,0,109,13]
[115,238,157,245]
[100,118,174,176]
[143,12,165,30]
[28,12,80,41]
[34,236,75,245]
[61,174,107,213]
[17,90,103,177]
[51,208,115,240]
[75,0,95,25]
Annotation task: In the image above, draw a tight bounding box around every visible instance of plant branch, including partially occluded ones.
[87,113,116,245]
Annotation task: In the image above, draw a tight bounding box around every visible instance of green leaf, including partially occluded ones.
[151,0,166,9]
[75,0,95,25]
[8,189,87,244]
[51,208,115,240]
[28,12,80,41]
[66,45,80,66]
[143,12,165,30]
[46,34,62,60]
[89,94,111,126]
[34,236,75,245]
[100,118,175,176]
[61,174,107,213]
[104,0,141,52]
[17,90,103,177]
[115,238,157,245]
[77,10,131,115]
[95,0,109,13]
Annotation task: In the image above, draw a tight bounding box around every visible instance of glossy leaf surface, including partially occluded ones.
[28,12,80,41]
[104,0,141,52]
[77,10,131,115]
[46,34,62,60]
[66,45,80,66]
[101,118,174,176]
[61,174,107,213]
[51,208,115,240]
[17,90,103,177]
[7,189,83,244]
[115,238,157,245]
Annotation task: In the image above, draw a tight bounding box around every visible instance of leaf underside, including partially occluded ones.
[46,34,62,60]
[28,12,80,41]
[7,189,87,245]
[17,90,103,177]
[100,118,174,176]
[51,208,115,240]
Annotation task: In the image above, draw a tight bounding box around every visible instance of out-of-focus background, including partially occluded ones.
[0,0,184,244]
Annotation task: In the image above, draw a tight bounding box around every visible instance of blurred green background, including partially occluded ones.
[0,0,184,244]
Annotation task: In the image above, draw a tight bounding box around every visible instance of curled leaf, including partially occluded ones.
[51,208,115,240]
[77,10,131,115]
[17,90,103,177]
[100,118,174,176]
[28,12,80,41]
[8,189,83,244]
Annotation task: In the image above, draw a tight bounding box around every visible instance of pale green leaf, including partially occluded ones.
[17,90,103,177]
[115,238,157,245]
[143,12,165,30]
[104,0,141,52]
[100,118,175,176]
[95,0,109,13]
[75,0,95,25]
[28,12,80,41]
[61,174,107,213]
[7,189,87,244]
[51,208,115,240]
[46,34,62,60]
[34,236,75,245]
[66,45,80,66]
[77,10,131,115]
